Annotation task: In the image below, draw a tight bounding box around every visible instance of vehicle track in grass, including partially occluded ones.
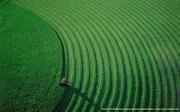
[10,0,180,111]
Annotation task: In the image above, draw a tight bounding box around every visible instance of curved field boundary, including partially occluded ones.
[10,0,180,111]
[0,1,64,111]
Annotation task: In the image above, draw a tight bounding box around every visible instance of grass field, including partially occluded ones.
[0,1,63,111]
[0,0,180,111]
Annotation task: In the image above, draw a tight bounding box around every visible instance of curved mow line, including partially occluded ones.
[56,2,100,111]
[10,0,180,110]
[166,0,180,18]
[98,1,143,108]
[113,5,146,108]
[117,1,164,108]
[44,1,105,111]
[85,0,137,109]
[75,2,124,111]
[63,1,113,110]
[72,21,100,112]
[141,1,179,68]
[60,2,104,111]
[26,0,77,86]
[149,1,179,66]
[150,0,180,99]
[124,2,165,108]
[84,2,125,110]
[138,1,178,108]
[59,6,105,110]
[58,10,91,112]
[150,4,180,100]
[34,1,87,111]
[76,21,104,111]
[76,1,119,110]
[46,1,98,111]
[134,0,177,108]
[28,0,75,84]
[111,1,157,108]
[107,0,162,108]
[124,0,173,108]
[155,1,180,33]
[12,1,78,111]
[64,19,94,112]
[86,1,130,110]
[83,0,137,110]
[109,1,150,108]
[114,7,155,109]
[9,0,153,109]
[97,1,145,109]
[57,0,122,110]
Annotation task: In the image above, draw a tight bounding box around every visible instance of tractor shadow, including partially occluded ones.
[53,86,97,112]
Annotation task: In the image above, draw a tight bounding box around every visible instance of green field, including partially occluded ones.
[0,0,180,111]
[0,1,64,111]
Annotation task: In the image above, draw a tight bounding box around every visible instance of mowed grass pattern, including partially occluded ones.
[10,0,180,111]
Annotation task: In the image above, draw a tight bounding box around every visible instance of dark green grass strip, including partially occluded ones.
[37,1,91,111]
[10,0,77,110]
[14,0,93,111]
[0,2,64,112]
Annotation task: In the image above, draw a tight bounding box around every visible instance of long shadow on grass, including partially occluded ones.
[53,86,98,111]
[53,29,98,111]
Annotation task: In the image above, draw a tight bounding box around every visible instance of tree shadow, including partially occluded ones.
[53,86,97,112]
